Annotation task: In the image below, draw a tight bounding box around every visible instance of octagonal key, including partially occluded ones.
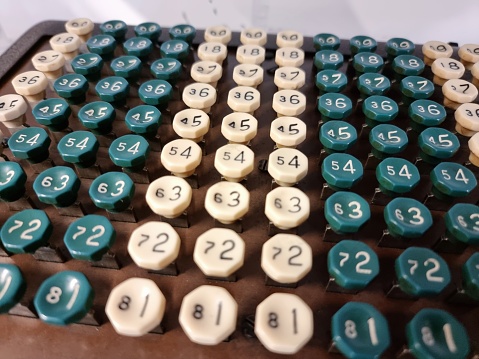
[214,144,254,182]
[314,50,344,71]
[190,61,222,87]
[110,56,142,81]
[146,176,192,219]
[197,42,228,65]
[160,40,189,61]
[11,71,48,104]
[100,20,127,40]
[65,18,94,42]
[71,53,103,82]
[444,203,479,247]
[276,30,303,48]
[468,132,479,166]
[125,105,162,137]
[384,198,432,239]
[221,112,258,144]
[182,83,217,113]
[240,27,267,46]
[8,127,51,164]
[458,43,479,69]
[89,172,135,213]
[319,120,357,154]
[431,58,465,85]
[204,25,231,44]
[369,124,408,160]
[324,192,370,234]
[78,101,116,135]
[313,33,340,51]
[455,103,479,137]
[265,186,310,230]
[173,109,210,143]
[227,86,260,115]
[204,181,250,225]
[135,22,162,41]
[321,153,363,191]
[57,131,99,171]
[362,95,398,127]
[232,64,264,87]
[442,79,478,110]
[268,148,308,186]
[357,73,391,98]
[54,73,89,104]
[49,32,81,67]
[33,98,72,132]
[236,45,266,65]
[139,79,172,108]
[273,90,306,117]
[31,50,65,81]
[150,58,182,84]
[353,52,384,74]
[0,264,26,313]
[462,253,479,301]
[386,37,415,58]
[86,35,116,60]
[33,166,81,208]
[422,41,453,66]
[317,93,352,122]
[409,99,446,130]
[392,55,425,77]
[315,70,348,94]
[400,76,434,103]
[109,135,150,173]
[376,158,420,197]
[123,37,153,59]
[350,35,377,55]
[274,67,306,90]
[161,139,202,178]
[0,94,28,129]
[270,117,306,149]
[275,47,305,67]
[0,161,27,202]
[430,162,477,202]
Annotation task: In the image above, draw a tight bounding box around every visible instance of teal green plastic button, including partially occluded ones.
[57,131,99,168]
[322,153,363,190]
[386,38,415,57]
[318,93,353,121]
[409,99,446,127]
[357,73,390,97]
[445,204,479,245]
[332,302,390,359]
[392,55,425,76]
[109,134,150,171]
[313,33,340,51]
[78,101,116,134]
[150,58,182,82]
[325,191,370,233]
[400,76,434,100]
[319,120,357,153]
[33,166,80,207]
[328,240,379,290]
[363,95,398,126]
[0,264,26,313]
[64,215,116,261]
[350,36,377,54]
[314,50,344,70]
[53,74,88,103]
[315,70,348,94]
[462,252,479,301]
[8,127,51,163]
[33,271,94,326]
[125,105,162,135]
[384,198,432,238]
[376,158,420,195]
[100,20,127,39]
[110,56,142,79]
[160,40,189,60]
[406,309,469,359]
[95,76,129,103]
[135,22,162,40]
[0,161,26,202]
[89,172,135,212]
[353,52,384,73]
[0,209,52,253]
[169,24,196,43]
[86,35,116,56]
[139,79,172,106]
[369,124,408,158]
[123,37,153,58]
[32,98,71,131]
[431,162,477,199]
[71,53,103,80]
[418,128,459,164]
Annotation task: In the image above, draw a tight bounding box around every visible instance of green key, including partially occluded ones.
[369,124,408,159]
[409,99,446,129]
[86,35,117,58]
[0,209,52,253]
[406,309,470,359]
[328,240,379,290]
[445,204,479,246]
[332,302,390,359]
[57,131,99,168]
[160,40,189,61]
[350,35,377,55]
[134,22,162,40]
[325,191,370,233]
[318,93,353,121]
[353,52,384,73]
[0,161,26,202]
[392,55,425,76]
[386,38,415,57]
[313,33,340,51]
[139,79,172,107]
[8,127,51,163]
[89,172,135,212]
[357,73,390,97]
[71,53,104,81]
[462,252,479,301]
[125,105,162,136]
[384,198,432,238]
[319,120,357,153]
[418,128,459,164]
[32,98,71,131]
[33,166,80,207]
[0,264,26,313]
[53,74,88,104]
[100,20,127,39]
[64,215,116,261]
[400,76,434,101]
[376,158,420,196]
[109,134,150,171]
[150,58,182,83]
[33,271,94,326]
[95,76,130,104]
[430,162,477,200]
[110,55,142,80]
[322,153,363,190]
[314,50,344,71]
[363,95,398,127]
[315,70,348,94]
[169,24,196,43]
[123,37,153,58]
[78,101,116,134]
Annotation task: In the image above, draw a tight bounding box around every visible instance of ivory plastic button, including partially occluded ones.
[422,41,453,66]
[442,79,478,110]
[11,71,48,103]
[227,86,260,114]
[161,139,202,177]
[172,108,210,142]
[268,148,308,186]
[240,27,267,46]
[182,83,217,113]
[31,50,65,80]
[204,181,250,224]
[455,103,479,136]
[214,144,255,182]
[232,64,264,87]
[197,42,228,64]
[221,112,258,144]
[236,45,266,65]
[270,117,307,148]
[275,47,305,67]
[274,67,306,90]
[265,186,310,229]
[49,33,81,62]
[190,61,223,86]
[458,44,479,69]
[468,132,479,166]
[204,25,232,45]
[65,18,94,42]
[272,90,306,117]
[0,94,28,129]
[146,176,192,218]
[276,30,303,48]
[431,58,465,85]
[470,61,479,88]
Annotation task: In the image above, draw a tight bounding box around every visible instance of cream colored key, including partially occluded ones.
[221,112,258,144]
[193,228,245,278]
[227,86,261,114]
[145,176,192,218]
[255,293,313,354]
[275,47,305,67]
[197,42,228,65]
[0,94,28,130]
[272,90,306,117]
[105,277,166,337]
[265,186,310,229]
[454,103,479,136]
[442,79,478,110]
[205,181,250,224]
[422,41,453,66]
[204,25,232,45]
[431,58,465,86]
[65,18,94,43]
[232,64,264,87]
[274,67,306,90]
[270,117,307,148]
[214,144,255,182]
[471,61,479,88]
[182,83,217,113]
[240,27,267,46]
[458,44,479,70]
[31,50,65,80]
[11,71,48,104]
[276,30,304,48]
[190,61,223,87]
[268,148,308,186]
[468,132,479,166]
[49,32,81,62]
[261,234,312,284]
[179,285,237,345]
[161,139,202,177]
[173,108,210,142]
[236,45,266,65]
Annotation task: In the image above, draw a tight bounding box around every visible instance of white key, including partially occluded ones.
[172,108,210,142]
[276,30,304,48]
[227,86,261,114]
[179,285,238,345]
[272,89,306,117]
[265,186,310,229]
[0,94,28,129]
[454,103,479,136]
[146,175,192,218]
[190,61,223,86]
[214,144,255,182]
[458,44,479,69]
[197,42,228,64]
[275,47,305,67]
[274,67,306,90]
[105,277,166,337]
[442,79,478,108]
[261,234,312,283]
[468,132,479,166]
[221,112,258,144]
[232,64,264,87]
[11,71,48,103]
[422,41,453,65]
[255,293,313,354]
[236,45,266,65]
[240,27,267,46]
[161,139,202,177]
[128,221,181,270]
[193,228,245,277]
[431,58,465,85]
[270,117,307,148]
[205,181,250,224]
[204,25,232,45]
[182,83,217,113]
[65,18,94,42]
[31,50,65,80]
[268,148,308,186]
[49,33,81,60]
